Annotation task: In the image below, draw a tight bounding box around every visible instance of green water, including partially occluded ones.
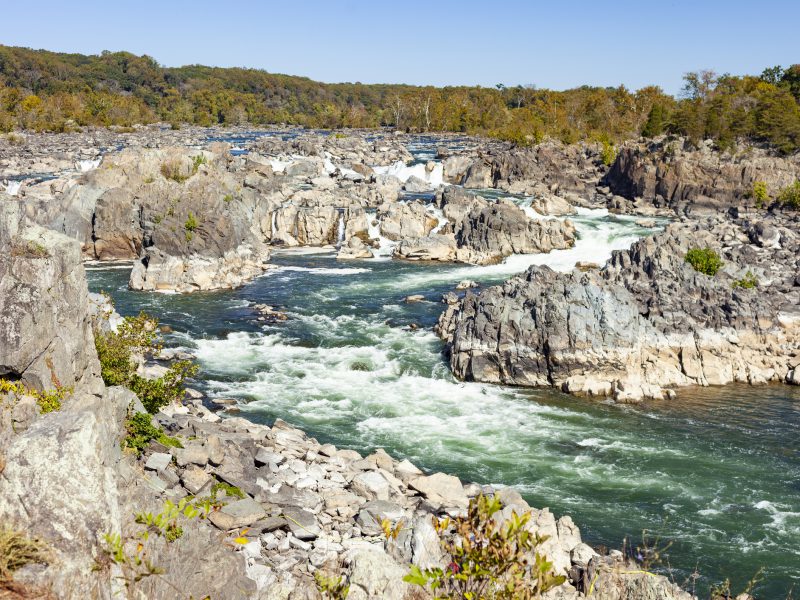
[87,209,800,598]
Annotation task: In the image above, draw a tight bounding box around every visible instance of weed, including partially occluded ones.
[10,238,49,259]
[123,412,182,456]
[732,271,758,289]
[0,378,69,414]
[315,570,350,599]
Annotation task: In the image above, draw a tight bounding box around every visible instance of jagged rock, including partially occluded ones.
[337,235,374,259]
[606,137,800,215]
[438,216,800,400]
[0,202,102,392]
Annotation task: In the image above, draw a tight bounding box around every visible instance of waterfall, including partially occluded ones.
[271,211,278,240]
[3,180,22,196]
[336,211,346,247]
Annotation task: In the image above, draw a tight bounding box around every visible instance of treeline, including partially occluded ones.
[0,45,798,152]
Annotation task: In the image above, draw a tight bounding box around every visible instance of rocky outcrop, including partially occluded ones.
[394,188,576,265]
[445,140,607,198]
[0,201,102,393]
[438,213,800,401]
[605,137,800,214]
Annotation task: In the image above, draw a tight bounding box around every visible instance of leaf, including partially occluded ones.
[233,536,249,545]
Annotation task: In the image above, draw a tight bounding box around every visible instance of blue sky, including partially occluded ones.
[2,0,797,95]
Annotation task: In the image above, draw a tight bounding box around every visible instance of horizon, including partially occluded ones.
[3,0,799,95]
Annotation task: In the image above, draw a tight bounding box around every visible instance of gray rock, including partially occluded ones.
[208,498,266,530]
[351,471,391,501]
[282,507,321,540]
[182,465,212,494]
[409,472,468,508]
[145,452,173,473]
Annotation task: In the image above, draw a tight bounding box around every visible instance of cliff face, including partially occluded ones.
[438,214,800,401]
[605,138,800,214]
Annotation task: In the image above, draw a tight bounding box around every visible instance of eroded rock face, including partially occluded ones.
[605,137,800,214]
[394,188,576,265]
[438,215,800,401]
[0,201,102,392]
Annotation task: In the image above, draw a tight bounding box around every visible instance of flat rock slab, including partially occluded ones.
[282,507,321,540]
[409,472,468,508]
[208,498,266,530]
[144,452,172,473]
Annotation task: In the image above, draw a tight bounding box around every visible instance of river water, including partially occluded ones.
[86,140,800,598]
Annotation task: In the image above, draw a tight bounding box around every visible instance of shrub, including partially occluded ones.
[211,481,245,500]
[0,378,69,414]
[750,180,769,207]
[732,271,758,289]
[600,140,618,166]
[123,411,182,456]
[777,180,800,209]
[223,193,233,203]
[94,312,198,413]
[404,494,566,599]
[160,159,188,183]
[185,212,198,232]
[685,247,723,276]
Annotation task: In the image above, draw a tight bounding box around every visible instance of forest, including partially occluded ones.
[1,45,798,152]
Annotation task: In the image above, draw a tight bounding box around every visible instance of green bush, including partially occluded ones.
[777,180,800,208]
[123,411,182,456]
[685,247,724,276]
[0,378,69,414]
[732,271,759,289]
[404,494,565,599]
[751,180,769,207]
[600,140,618,166]
[94,312,198,413]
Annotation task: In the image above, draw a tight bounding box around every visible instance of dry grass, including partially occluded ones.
[0,523,51,597]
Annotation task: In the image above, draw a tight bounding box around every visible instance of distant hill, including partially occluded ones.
[0,45,797,152]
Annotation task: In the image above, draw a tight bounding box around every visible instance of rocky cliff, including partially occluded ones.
[438,213,800,401]
[605,137,800,215]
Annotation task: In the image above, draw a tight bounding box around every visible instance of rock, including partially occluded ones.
[570,543,598,568]
[408,472,468,508]
[455,280,479,290]
[404,294,425,303]
[337,235,374,259]
[145,452,173,473]
[0,202,102,393]
[403,175,433,193]
[208,498,266,530]
[438,217,800,400]
[182,465,212,494]
[356,500,406,535]
[282,507,321,540]
[346,548,414,600]
[529,194,577,216]
[254,446,285,466]
[605,138,800,215]
[350,471,391,502]
[175,442,209,467]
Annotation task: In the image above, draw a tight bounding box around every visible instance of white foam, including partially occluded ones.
[276,265,371,275]
[373,160,443,187]
[3,180,22,195]
[77,158,101,172]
